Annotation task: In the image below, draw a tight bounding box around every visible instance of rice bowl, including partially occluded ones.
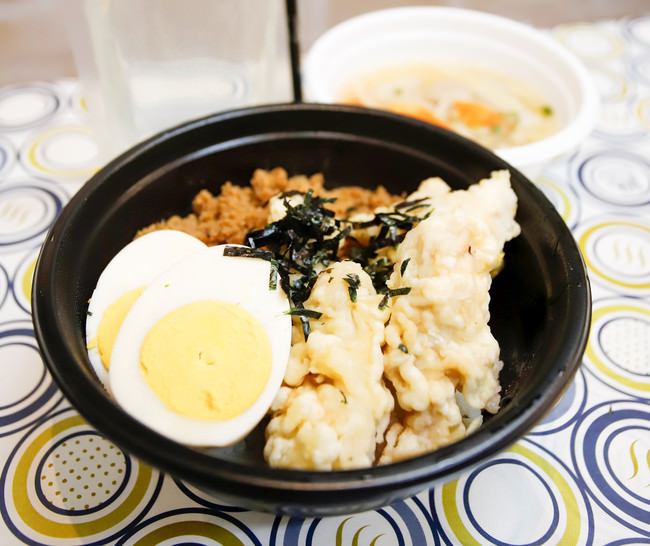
[32,103,590,515]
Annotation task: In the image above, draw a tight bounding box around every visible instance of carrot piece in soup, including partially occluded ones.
[453,101,501,127]
[386,102,451,129]
[342,97,364,107]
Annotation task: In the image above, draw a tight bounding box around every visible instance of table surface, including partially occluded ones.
[0,16,648,546]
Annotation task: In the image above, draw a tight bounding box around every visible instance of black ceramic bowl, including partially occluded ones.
[32,103,590,516]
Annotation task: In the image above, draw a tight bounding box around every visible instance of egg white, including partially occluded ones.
[86,230,207,388]
[108,244,292,447]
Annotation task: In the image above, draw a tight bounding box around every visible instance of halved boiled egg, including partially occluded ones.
[108,244,291,447]
[86,230,207,388]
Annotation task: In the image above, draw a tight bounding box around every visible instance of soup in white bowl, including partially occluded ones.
[304,7,599,177]
[338,61,559,150]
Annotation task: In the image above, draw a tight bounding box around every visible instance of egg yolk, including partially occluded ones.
[139,300,272,422]
[97,287,145,371]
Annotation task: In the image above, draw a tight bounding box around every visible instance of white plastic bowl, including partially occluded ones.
[303,7,599,178]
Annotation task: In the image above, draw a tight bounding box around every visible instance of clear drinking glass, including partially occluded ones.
[64,0,292,160]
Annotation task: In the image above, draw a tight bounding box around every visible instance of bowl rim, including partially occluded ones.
[32,102,591,503]
[303,6,600,168]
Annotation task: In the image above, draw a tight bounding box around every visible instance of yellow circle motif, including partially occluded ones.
[26,125,99,178]
[637,97,650,130]
[440,442,584,545]
[133,520,245,545]
[578,220,650,291]
[586,302,650,392]
[553,24,624,62]
[8,412,158,541]
[20,257,36,305]
[535,176,573,224]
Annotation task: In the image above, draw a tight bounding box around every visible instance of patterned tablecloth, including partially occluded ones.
[0,17,648,546]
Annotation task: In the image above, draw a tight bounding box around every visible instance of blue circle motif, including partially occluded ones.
[0,322,62,436]
[0,182,67,253]
[115,507,263,546]
[173,478,248,512]
[0,407,163,546]
[0,84,60,132]
[571,400,650,535]
[597,316,650,378]
[577,150,650,207]
[463,458,560,546]
[34,430,132,516]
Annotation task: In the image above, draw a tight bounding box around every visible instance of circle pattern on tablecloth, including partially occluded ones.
[554,24,623,62]
[623,15,650,48]
[535,174,581,229]
[173,479,248,512]
[35,432,130,514]
[0,138,15,181]
[0,84,59,132]
[594,100,648,140]
[584,296,650,395]
[529,368,587,435]
[0,407,162,545]
[0,263,8,312]
[20,125,99,180]
[0,180,67,253]
[269,497,437,546]
[379,497,440,546]
[115,508,262,546]
[627,55,650,87]
[0,17,646,541]
[67,87,88,117]
[575,214,650,294]
[589,67,630,103]
[11,246,39,314]
[576,150,650,206]
[571,400,650,535]
[0,320,62,437]
[637,96,650,130]
[432,439,593,546]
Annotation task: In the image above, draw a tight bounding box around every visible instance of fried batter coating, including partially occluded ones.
[264,261,393,470]
[379,170,520,463]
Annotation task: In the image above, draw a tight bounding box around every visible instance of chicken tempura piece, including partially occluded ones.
[264,261,393,470]
[380,170,520,463]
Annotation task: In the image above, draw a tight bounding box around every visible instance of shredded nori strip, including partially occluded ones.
[285,308,323,319]
[223,245,274,261]
[245,190,345,338]
[394,197,429,210]
[347,207,430,294]
[299,316,311,339]
[387,287,412,297]
[269,268,278,290]
[223,245,279,290]
[343,273,361,302]
[376,286,412,310]
[243,189,428,339]
[398,343,409,354]
[400,257,411,277]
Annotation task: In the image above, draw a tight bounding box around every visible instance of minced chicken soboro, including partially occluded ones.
[136,167,404,245]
